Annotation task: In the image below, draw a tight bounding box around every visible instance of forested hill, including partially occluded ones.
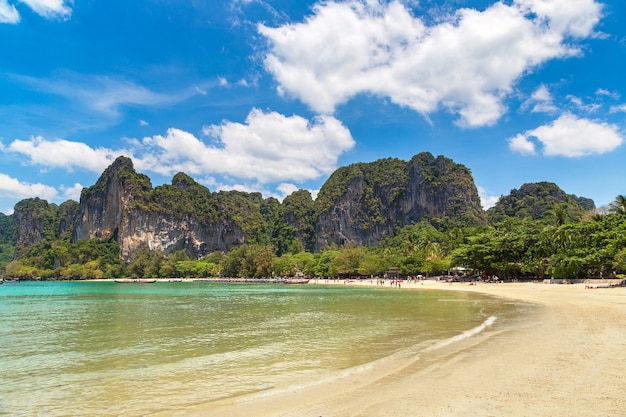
[487,182,594,224]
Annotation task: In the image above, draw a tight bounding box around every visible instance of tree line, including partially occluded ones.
[3,195,626,280]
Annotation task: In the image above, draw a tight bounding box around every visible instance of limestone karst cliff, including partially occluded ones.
[13,197,55,256]
[314,153,486,249]
[12,153,496,262]
[73,157,246,261]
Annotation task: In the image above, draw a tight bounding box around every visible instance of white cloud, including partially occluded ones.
[609,104,626,114]
[6,109,354,187]
[19,0,72,19]
[0,0,71,23]
[477,186,500,209]
[523,85,559,114]
[508,133,537,155]
[276,183,298,200]
[259,0,602,127]
[510,114,623,157]
[0,172,58,200]
[0,0,19,23]
[596,88,620,100]
[140,108,354,182]
[60,182,84,201]
[514,0,602,38]
[7,136,129,172]
[566,94,601,113]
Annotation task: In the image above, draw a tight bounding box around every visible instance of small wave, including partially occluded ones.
[424,316,497,352]
[244,316,497,403]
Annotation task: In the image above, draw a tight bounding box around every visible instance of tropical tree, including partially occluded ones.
[609,195,626,215]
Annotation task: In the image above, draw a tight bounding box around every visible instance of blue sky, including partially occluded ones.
[1,0,625,215]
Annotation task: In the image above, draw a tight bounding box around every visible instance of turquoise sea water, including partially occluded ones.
[0,281,529,416]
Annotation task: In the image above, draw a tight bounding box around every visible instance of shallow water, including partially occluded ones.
[0,281,530,416]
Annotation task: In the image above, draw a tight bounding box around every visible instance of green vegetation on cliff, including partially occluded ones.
[410,153,486,227]
[283,189,316,251]
[147,173,218,221]
[0,213,15,273]
[7,155,625,282]
[81,156,153,204]
[487,182,591,224]
[316,157,408,230]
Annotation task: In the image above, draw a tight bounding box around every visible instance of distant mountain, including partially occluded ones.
[487,182,594,224]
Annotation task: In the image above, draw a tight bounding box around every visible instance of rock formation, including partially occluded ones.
[73,157,245,262]
[314,153,486,249]
[10,153,538,262]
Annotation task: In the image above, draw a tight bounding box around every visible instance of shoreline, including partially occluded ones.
[163,280,626,417]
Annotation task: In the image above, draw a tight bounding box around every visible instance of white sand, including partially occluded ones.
[164,280,626,417]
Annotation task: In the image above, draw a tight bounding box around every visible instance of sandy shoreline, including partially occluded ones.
[159,279,626,417]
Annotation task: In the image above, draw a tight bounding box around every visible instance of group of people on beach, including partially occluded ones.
[375,278,402,287]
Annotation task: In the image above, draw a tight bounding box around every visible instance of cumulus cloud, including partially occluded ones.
[7,136,129,173]
[259,0,602,126]
[0,172,58,200]
[5,109,355,187]
[60,182,84,201]
[508,133,537,155]
[140,108,354,182]
[509,114,623,157]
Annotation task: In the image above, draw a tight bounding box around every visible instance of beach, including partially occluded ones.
[175,279,626,417]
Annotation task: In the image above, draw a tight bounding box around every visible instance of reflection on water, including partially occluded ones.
[0,281,527,416]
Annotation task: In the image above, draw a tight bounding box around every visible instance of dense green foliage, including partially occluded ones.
[5,238,123,279]
[13,198,59,257]
[282,189,316,251]
[0,213,15,273]
[316,157,409,230]
[0,213,14,245]
[452,210,626,280]
[487,182,590,224]
[146,173,218,221]
[413,153,487,227]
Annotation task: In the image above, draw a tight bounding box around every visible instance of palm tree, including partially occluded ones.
[609,195,626,215]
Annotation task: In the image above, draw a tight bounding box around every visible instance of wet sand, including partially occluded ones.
[167,280,626,417]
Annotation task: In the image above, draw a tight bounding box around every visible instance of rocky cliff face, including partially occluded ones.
[73,157,149,259]
[314,153,486,249]
[13,198,54,255]
[117,210,243,261]
[73,157,245,262]
[12,153,497,261]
